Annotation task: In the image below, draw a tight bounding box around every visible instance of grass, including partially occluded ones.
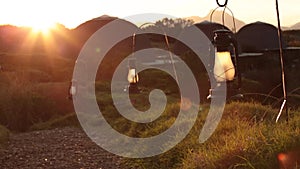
[8,78,298,169]
[120,102,300,169]
[0,52,299,168]
[184,108,299,169]
[0,73,71,132]
[30,113,80,131]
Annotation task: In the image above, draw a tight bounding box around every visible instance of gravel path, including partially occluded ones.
[0,127,123,169]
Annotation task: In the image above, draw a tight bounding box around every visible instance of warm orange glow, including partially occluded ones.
[30,22,56,35]
[214,51,235,82]
[128,68,139,83]
[277,153,287,162]
[180,97,192,111]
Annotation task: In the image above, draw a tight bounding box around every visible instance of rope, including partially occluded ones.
[164,32,179,83]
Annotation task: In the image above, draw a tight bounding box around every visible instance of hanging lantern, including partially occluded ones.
[127,59,139,84]
[127,58,139,93]
[125,22,178,94]
[213,29,236,82]
[68,80,77,100]
[206,1,243,99]
[207,29,242,99]
[127,62,139,84]
[128,68,139,83]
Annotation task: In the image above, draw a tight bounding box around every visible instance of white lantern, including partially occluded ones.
[70,85,76,96]
[127,68,139,84]
[214,51,235,82]
[212,29,239,83]
[207,29,242,99]
[68,80,77,100]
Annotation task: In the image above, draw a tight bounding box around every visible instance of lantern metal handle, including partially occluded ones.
[210,5,237,33]
[209,1,242,93]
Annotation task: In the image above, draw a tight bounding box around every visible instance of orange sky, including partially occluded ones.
[0,0,299,29]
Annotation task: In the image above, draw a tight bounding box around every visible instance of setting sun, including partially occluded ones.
[30,22,56,35]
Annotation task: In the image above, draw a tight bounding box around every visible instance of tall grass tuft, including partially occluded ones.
[0,74,57,132]
[121,102,300,169]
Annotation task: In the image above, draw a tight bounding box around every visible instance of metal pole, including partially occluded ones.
[275,0,288,123]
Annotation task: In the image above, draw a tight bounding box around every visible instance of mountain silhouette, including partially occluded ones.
[290,22,300,30]
[72,15,118,44]
[185,10,246,31]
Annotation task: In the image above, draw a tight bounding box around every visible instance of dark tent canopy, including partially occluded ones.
[173,21,231,55]
[194,21,231,41]
[237,21,285,53]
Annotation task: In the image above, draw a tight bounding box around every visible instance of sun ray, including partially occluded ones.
[30,22,56,35]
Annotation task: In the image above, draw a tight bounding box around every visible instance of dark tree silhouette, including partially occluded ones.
[142,18,194,37]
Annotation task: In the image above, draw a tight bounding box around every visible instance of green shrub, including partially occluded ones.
[0,125,9,147]
[0,76,57,131]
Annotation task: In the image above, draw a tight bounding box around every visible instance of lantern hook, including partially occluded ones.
[216,0,228,7]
